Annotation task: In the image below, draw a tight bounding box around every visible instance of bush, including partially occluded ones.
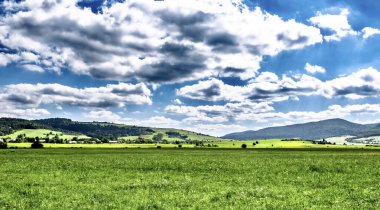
[31,141,44,149]
[241,144,247,149]
[157,146,162,149]
[178,144,182,148]
[0,142,7,149]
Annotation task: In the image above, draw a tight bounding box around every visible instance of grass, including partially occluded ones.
[0,148,379,209]
[7,143,193,149]
[6,139,380,149]
[214,139,375,149]
[0,129,89,140]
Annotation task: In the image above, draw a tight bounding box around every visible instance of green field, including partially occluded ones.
[0,148,379,209]
[6,139,379,149]
[0,129,89,140]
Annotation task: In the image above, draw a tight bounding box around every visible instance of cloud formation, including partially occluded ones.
[166,101,380,126]
[323,67,380,99]
[0,82,152,109]
[309,9,358,41]
[305,63,326,74]
[0,0,322,83]
[177,72,322,102]
[178,67,380,102]
[362,27,380,39]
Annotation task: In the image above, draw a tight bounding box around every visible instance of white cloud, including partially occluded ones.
[166,101,274,123]
[178,67,380,102]
[0,103,50,119]
[322,67,380,99]
[167,99,380,127]
[362,27,380,39]
[184,124,247,137]
[0,0,322,83]
[173,99,183,105]
[0,53,20,66]
[127,116,182,128]
[177,72,322,102]
[85,110,123,123]
[0,82,152,109]
[305,63,326,74]
[22,64,44,73]
[309,8,358,41]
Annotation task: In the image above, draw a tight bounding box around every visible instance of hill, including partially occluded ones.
[223,118,377,140]
[0,118,223,142]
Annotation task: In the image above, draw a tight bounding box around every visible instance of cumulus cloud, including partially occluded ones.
[362,27,380,39]
[85,110,124,123]
[0,0,322,83]
[166,99,380,126]
[127,116,182,128]
[0,106,50,119]
[0,82,152,109]
[237,104,380,124]
[22,64,44,73]
[177,72,322,102]
[178,67,380,102]
[166,101,274,123]
[173,99,183,105]
[185,124,247,137]
[309,9,358,41]
[305,63,326,74]
[322,67,380,99]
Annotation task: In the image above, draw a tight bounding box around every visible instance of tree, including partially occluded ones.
[153,133,164,142]
[53,134,60,143]
[241,144,247,149]
[0,141,7,149]
[16,134,24,143]
[31,139,43,149]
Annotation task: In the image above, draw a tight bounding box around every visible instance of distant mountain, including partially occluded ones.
[222,119,378,140]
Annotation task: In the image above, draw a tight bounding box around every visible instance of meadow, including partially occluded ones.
[0,148,379,209]
[1,129,89,140]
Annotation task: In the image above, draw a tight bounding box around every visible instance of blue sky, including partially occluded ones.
[1,0,380,136]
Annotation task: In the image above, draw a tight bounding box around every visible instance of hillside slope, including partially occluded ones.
[223,119,376,140]
[0,118,223,141]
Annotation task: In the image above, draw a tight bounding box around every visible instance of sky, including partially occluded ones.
[1,0,380,136]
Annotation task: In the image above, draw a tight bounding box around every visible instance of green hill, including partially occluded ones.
[0,118,224,142]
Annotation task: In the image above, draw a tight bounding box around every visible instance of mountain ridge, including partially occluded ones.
[223,118,379,140]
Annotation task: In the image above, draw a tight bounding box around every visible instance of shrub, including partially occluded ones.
[178,144,182,148]
[31,141,44,149]
[157,146,162,149]
[241,144,247,149]
[0,142,7,149]
[252,143,256,146]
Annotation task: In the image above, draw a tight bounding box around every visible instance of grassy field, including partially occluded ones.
[6,139,378,149]
[0,148,379,209]
[0,129,89,140]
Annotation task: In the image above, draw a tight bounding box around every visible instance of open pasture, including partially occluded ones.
[0,148,379,209]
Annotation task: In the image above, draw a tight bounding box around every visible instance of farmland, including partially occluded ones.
[0,148,379,209]
[5,139,379,149]
[0,129,90,140]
